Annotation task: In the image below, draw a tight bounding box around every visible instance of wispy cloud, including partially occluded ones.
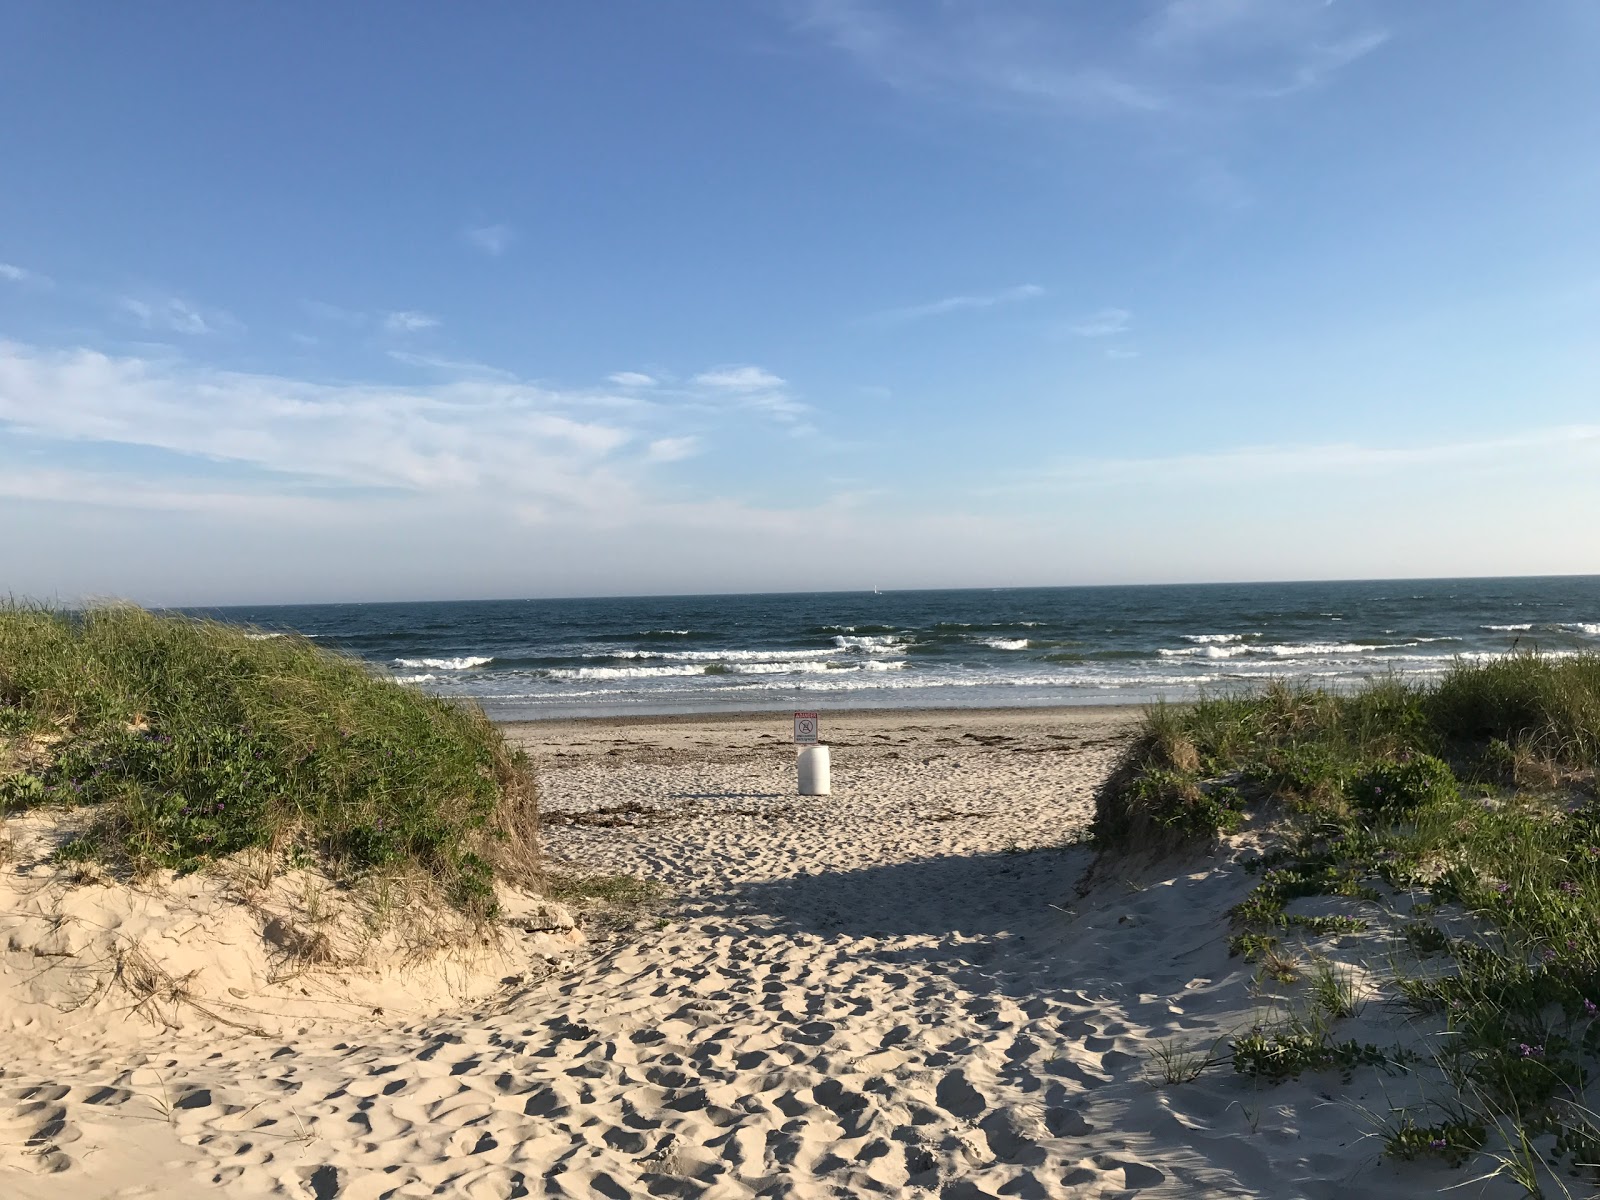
[1022,425,1600,492]
[0,262,51,287]
[1067,307,1132,337]
[799,0,1167,114]
[0,341,638,511]
[865,284,1046,325]
[115,295,235,336]
[796,0,1388,118]
[387,350,515,379]
[0,342,812,519]
[691,365,810,426]
[609,371,658,388]
[464,223,515,256]
[383,310,440,334]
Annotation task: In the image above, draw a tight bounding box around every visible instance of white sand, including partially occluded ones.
[0,707,1512,1197]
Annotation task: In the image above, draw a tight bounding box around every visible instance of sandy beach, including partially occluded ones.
[1,705,1504,1197]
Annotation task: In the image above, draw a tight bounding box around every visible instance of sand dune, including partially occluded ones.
[1,708,1516,1197]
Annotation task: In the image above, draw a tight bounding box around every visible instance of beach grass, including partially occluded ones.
[1099,654,1600,1189]
[0,602,539,917]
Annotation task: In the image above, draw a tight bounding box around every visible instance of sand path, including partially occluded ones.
[3,709,1477,1198]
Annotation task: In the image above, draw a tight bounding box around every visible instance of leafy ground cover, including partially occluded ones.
[0,604,539,917]
[1097,654,1600,1194]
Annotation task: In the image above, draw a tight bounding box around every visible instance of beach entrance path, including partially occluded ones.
[3,708,1450,1198]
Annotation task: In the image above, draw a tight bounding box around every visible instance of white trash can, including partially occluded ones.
[797,744,831,796]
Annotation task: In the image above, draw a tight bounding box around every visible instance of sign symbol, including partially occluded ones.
[793,712,819,744]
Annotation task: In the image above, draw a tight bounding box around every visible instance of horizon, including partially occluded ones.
[125,569,1600,612]
[4,3,1599,601]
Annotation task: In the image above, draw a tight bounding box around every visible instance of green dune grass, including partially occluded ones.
[0,603,539,917]
[1098,655,1600,1189]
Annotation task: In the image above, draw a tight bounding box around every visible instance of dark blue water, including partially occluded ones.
[197,577,1600,719]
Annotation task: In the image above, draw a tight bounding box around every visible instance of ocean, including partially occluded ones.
[201,576,1600,720]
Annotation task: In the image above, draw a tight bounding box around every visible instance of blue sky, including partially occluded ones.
[3,1,1599,604]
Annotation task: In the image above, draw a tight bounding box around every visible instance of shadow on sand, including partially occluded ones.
[721,843,1096,942]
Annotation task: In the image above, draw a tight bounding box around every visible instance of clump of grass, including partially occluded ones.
[1308,960,1365,1019]
[1230,1009,1400,1083]
[0,603,539,917]
[1380,1110,1488,1168]
[1147,1037,1222,1085]
[544,871,661,908]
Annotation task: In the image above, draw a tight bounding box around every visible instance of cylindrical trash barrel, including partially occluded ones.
[797,744,831,796]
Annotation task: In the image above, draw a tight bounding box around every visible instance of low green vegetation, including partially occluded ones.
[1102,653,1600,1192]
[0,603,539,917]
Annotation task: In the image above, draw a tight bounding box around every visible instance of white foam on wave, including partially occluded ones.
[679,648,841,662]
[1483,624,1533,632]
[1159,641,1402,660]
[1562,623,1600,637]
[1181,633,1251,645]
[592,647,844,663]
[393,656,494,671]
[245,632,285,641]
[834,634,903,653]
[549,664,709,680]
[546,659,907,682]
[394,673,437,684]
[984,638,1029,651]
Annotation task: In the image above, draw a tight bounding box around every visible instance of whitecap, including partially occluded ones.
[394,656,494,671]
[1483,624,1533,632]
[983,638,1029,651]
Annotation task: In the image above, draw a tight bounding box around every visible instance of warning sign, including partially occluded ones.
[793,712,819,744]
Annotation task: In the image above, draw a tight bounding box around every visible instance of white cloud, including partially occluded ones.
[866,284,1045,325]
[0,343,826,525]
[384,310,440,334]
[1068,307,1132,337]
[645,436,701,463]
[693,365,787,391]
[609,371,658,388]
[464,223,515,255]
[0,341,651,511]
[116,295,231,336]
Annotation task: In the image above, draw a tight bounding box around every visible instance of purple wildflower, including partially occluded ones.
[1585,999,1599,1018]
[1518,1042,1544,1058]
[1430,1137,1447,1150]
[1561,881,1581,895]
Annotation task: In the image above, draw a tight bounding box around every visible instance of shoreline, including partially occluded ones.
[497,700,1149,733]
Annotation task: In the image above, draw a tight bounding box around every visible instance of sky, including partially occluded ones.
[3,1,1599,605]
